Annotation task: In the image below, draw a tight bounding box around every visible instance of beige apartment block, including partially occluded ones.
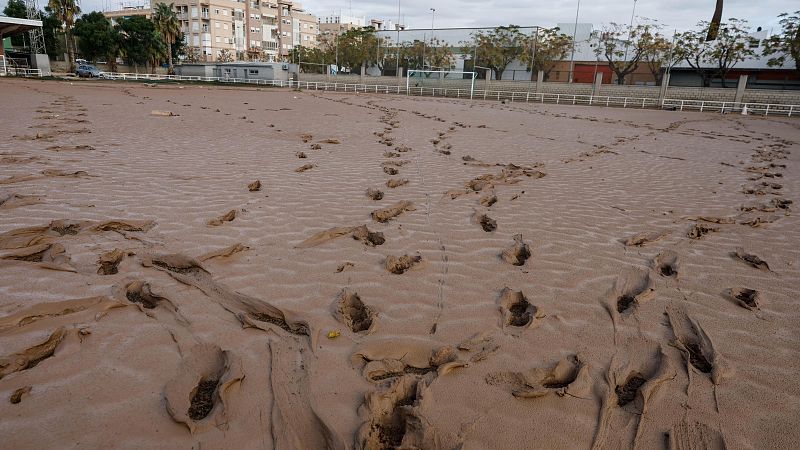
[105,0,317,62]
[104,6,152,25]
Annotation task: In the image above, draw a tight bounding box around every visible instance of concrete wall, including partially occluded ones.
[741,90,800,105]
[297,72,800,105]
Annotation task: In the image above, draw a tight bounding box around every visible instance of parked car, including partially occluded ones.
[75,64,102,78]
[75,58,88,65]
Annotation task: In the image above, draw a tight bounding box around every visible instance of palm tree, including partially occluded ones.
[707,0,724,41]
[47,0,80,72]
[152,2,180,74]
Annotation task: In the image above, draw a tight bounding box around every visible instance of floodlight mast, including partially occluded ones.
[25,0,47,54]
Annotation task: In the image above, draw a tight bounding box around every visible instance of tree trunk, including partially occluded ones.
[494,69,502,81]
[66,30,76,73]
[707,0,724,41]
[701,71,711,87]
[167,40,174,75]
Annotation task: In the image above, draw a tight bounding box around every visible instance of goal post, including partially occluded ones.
[406,70,477,99]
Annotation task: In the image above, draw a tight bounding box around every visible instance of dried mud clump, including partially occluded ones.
[207,209,237,226]
[625,230,670,246]
[97,248,126,275]
[0,327,68,380]
[335,289,375,333]
[386,178,409,188]
[688,223,718,239]
[480,194,497,207]
[352,225,386,246]
[486,355,590,399]
[498,288,542,328]
[366,188,384,200]
[371,201,414,223]
[477,214,497,232]
[248,180,261,191]
[501,234,531,266]
[295,164,316,173]
[385,254,422,274]
[733,248,770,271]
[729,287,760,310]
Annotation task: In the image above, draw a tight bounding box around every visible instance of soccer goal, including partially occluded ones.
[406,70,477,99]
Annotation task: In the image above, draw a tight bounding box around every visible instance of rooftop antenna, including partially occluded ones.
[24,0,47,54]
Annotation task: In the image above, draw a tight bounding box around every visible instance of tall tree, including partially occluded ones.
[676,19,755,87]
[638,26,676,85]
[152,2,180,74]
[520,27,573,80]
[707,0,724,40]
[594,23,654,85]
[41,7,64,58]
[467,25,526,80]
[402,38,454,73]
[763,11,800,71]
[47,0,81,72]
[334,27,384,74]
[73,12,115,63]
[2,0,27,18]
[288,45,328,72]
[116,15,160,73]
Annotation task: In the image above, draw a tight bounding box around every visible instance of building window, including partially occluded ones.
[249,69,258,74]
[215,22,220,28]
[216,36,221,43]
[223,23,228,30]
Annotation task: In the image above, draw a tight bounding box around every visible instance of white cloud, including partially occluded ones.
[1,0,793,33]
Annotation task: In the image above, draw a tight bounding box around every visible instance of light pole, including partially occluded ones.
[422,8,436,69]
[395,0,401,76]
[567,0,580,83]
[622,0,638,76]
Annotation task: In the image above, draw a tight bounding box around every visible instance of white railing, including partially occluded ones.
[50,71,800,117]
[1,57,42,77]
[660,98,795,116]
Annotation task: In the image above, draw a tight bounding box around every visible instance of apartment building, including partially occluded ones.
[105,0,317,62]
[318,14,364,36]
[104,5,152,25]
[274,0,318,57]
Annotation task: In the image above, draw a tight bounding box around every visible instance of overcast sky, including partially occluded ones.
[2,0,796,33]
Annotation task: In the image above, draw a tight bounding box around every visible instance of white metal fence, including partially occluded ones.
[6,69,798,117]
[0,56,41,77]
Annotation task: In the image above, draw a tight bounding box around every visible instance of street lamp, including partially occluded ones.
[430,8,435,30]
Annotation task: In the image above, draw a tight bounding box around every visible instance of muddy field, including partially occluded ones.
[0,78,799,449]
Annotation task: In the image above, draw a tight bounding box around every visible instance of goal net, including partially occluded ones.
[406,70,477,98]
